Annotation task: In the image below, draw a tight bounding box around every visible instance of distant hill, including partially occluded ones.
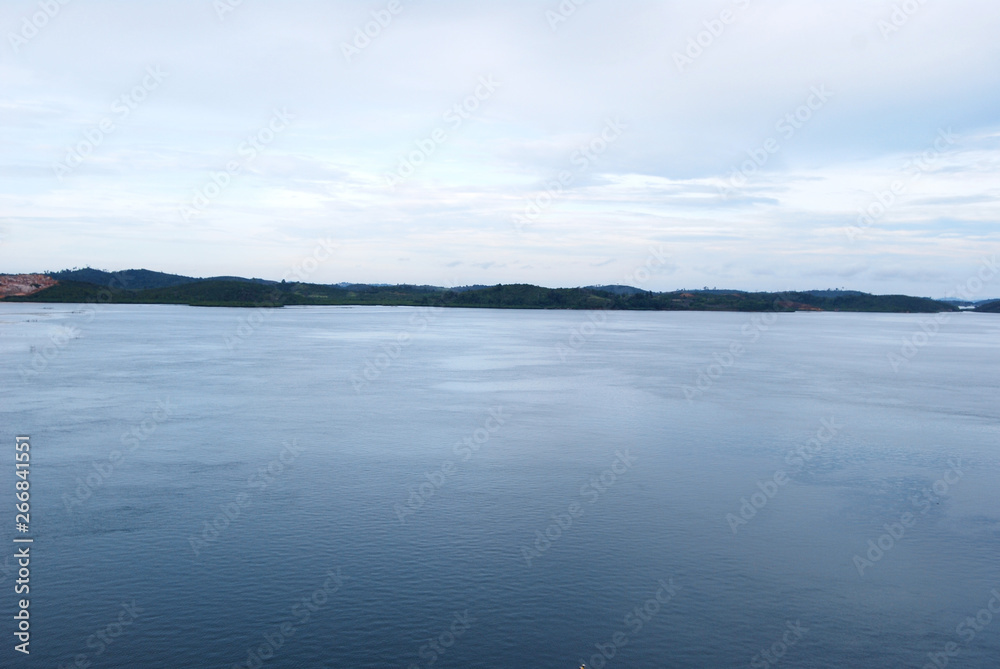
[974,300,1000,313]
[4,275,960,313]
[49,268,279,290]
[204,276,277,285]
[804,289,867,298]
[585,285,651,295]
[50,268,200,290]
[938,298,999,307]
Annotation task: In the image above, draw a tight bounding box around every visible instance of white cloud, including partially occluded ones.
[1,0,998,296]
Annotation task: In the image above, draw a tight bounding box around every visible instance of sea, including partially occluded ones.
[1,303,998,668]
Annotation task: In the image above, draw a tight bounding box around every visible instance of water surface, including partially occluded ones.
[2,304,998,668]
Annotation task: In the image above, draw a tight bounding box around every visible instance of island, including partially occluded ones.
[0,268,970,313]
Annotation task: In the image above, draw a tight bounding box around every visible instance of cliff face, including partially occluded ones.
[0,274,57,298]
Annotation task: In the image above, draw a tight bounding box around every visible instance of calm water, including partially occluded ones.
[1,303,999,668]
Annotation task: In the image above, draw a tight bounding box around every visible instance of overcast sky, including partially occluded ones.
[1,0,998,296]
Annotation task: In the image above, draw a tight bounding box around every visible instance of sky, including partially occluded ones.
[1,0,999,297]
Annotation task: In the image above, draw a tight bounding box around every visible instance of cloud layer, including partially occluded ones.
[2,0,998,296]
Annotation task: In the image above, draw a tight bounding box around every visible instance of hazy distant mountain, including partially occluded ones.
[804,289,867,298]
[335,282,392,289]
[205,276,277,285]
[677,288,747,294]
[585,285,651,295]
[939,298,1000,307]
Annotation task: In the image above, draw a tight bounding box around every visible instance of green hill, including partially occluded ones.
[5,278,959,313]
[49,268,200,290]
[974,300,1000,313]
